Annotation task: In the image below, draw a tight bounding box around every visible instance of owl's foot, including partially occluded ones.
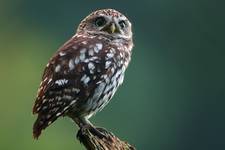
[77,125,108,139]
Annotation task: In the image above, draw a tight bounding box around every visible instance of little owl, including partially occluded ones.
[32,8,133,139]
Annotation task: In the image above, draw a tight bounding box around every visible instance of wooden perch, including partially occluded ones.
[77,127,136,150]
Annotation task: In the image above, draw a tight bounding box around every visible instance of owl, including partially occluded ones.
[32,8,133,139]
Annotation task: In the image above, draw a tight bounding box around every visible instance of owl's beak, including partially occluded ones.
[102,23,119,34]
[109,23,116,33]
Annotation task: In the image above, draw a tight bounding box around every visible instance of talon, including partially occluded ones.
[89,126,107,139]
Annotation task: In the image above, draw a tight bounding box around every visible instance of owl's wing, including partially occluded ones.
[32,36,110,138]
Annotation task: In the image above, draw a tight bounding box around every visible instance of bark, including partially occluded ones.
[77,127,136,150]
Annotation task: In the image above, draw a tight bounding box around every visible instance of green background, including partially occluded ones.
[1,0,225,149]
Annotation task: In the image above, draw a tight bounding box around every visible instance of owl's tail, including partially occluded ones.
[33,112,59,139]
[33,114,48,139]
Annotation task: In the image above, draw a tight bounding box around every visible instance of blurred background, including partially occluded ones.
[0,0,225,149]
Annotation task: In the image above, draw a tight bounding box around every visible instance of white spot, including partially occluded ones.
[74,57,80,64]
[96,43,103,50]
[110,48,116,53]
[59,52,66,56]
[119,52,123,57]
[79,53,85,61]
[80,48,86,54]
[94,47,99,53]
[81,74,90,85]
[36,107,41,112]
[105,61,111,68]
[82,66,85,71]
[64,88,71,92]
[82,41,87,45]
[92,82,106,100]
[69,59,75,70]
[88,62,95,70]
[118,74,124,85]
[89,44,94,48]
[70,99,77,105]
[98,36,103,40]
[72,88,80,93]
[106,53,114,59]
[48,121,52,125]
[122,66,126,72]
[63,95,72,99]
[43,77,48,82]
[55,65,61,72]
[84,59,90,63]
[42,106,48,110]
[94,43,103,53]
[88,49,94,56]
[48,78,52,84]
[47,114,51,119]
[63,106,69,111]
[55,79,68,86]
[104,85,112,94]
[56,96,62,101]
[46,63,50,67]
[42,99,47,103]
[111,67,115,74]
[89,56,98,61]
[72,45,78,49]
[56,112,61,116]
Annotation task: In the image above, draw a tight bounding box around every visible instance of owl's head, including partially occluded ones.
[77,9,132,41]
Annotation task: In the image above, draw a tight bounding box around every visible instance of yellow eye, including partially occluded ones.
[95,17,106,27]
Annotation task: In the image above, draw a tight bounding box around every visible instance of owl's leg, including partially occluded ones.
[73,116,107,139]
[72,116,93,128]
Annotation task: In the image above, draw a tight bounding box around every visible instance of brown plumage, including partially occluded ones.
[32,8,133,139]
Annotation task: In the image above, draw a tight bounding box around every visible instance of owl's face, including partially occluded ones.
[77,9,132,41]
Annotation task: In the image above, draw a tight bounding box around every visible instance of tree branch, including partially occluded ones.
[77,127,136,150]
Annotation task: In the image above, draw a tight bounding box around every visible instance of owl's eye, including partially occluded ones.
[95,17,107,27]
[118,20,127,29]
